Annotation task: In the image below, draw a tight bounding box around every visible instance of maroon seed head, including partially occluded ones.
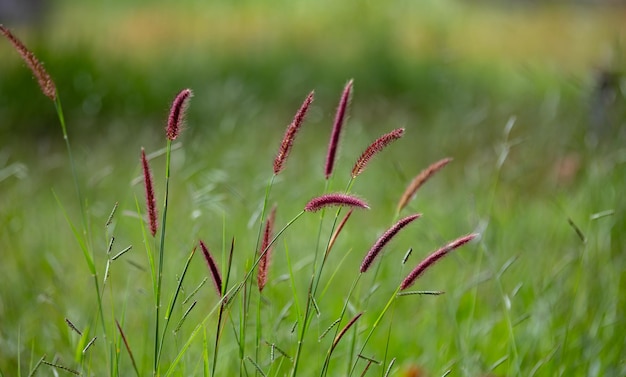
[166,88,193,141]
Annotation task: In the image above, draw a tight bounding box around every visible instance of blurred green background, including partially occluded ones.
[1,0,626,376]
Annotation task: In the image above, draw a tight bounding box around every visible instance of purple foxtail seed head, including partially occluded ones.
[397,157,453,213]
[257,205,277,292]
[274,91,314,175]
[141,148,158,237]
[199,240,223,296]
[400,233,478,290]
[352,128,405,178]
[325,79,353,179]
[360,213,421,273]
[0,24,56,101]
[304,193,369,212]
[166,88,193,140]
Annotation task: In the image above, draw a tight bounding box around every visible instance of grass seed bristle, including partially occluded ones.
[82,336,97,354]
[64,318,82,335]
[246,356,267,377]
[112,245,133,261]
[402,247,413,265]
[360,214,421,273]
[41,361,79,375]
[319,318,342,341]
[106,236,115,254]
[105,201,118,228]
[183,277,207,305]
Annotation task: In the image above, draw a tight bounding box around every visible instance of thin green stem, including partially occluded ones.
[246,175,275,373]
[349,284,402,376]
[154,140,173,375]
[52,90,109,368]
[320,274,361,376]
[165,211,304,376]
[291,178,331,377]
[157,246,196,366]
[212,238,235,377]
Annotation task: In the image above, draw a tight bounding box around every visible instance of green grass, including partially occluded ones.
[1,1,626,376]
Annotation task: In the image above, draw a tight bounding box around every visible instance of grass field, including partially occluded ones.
[1,1,625,376]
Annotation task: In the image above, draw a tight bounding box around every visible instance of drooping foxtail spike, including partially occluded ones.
[325,79,353,179]
[166,88,193,140]
[141,148,158,237]
[0,24,56,101]
[352,128,405,178]
[360,214,421,273]
[274,91,314,175]
[396,157,453,213]
[400,233,478,290]
[257,205,277,292]
[199,240,223,296]
[304,193,369,212]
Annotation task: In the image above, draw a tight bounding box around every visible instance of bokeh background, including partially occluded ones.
[1,0,625,375]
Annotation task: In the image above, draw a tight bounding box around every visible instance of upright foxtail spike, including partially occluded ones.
[274,91,314,175]
[257,205,277,292]
[166,89,193,140]
[325,79,353,179]
[141,148,158,237]
[199,240,223,296]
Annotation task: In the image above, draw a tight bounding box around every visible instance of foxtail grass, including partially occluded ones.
[304,193,370,212]
[154,88,193,375]
[351,128,405,178]
[0,24,56,101]
[10,58,483,375]
[400,233,478,290]
[274,91,315,175]
[396,157,453,215]
[141,148,158,237]
[2,25,113,373]
[360,214,421,273]
[325,79,353,179]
